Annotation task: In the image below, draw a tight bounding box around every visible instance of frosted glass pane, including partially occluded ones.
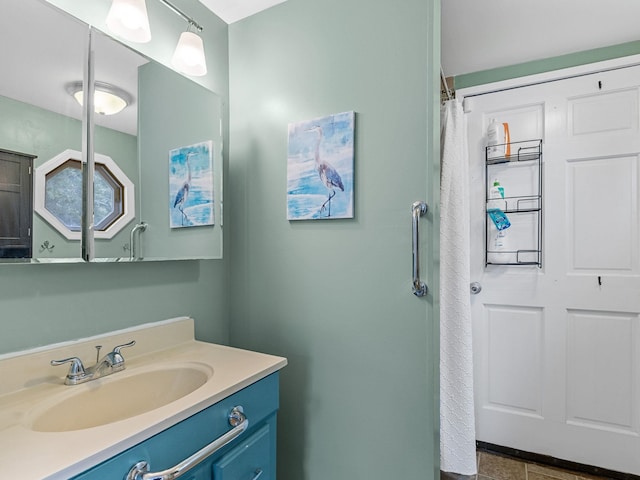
[45,167,82,230]
[94,172,115,225]
[44,166,116,230]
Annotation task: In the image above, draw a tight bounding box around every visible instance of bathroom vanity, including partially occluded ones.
[0,318,287,479]
[73,374,279,480]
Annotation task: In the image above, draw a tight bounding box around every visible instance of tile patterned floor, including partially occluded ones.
[477,452,610,480]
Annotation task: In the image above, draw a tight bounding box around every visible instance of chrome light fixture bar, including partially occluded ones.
[157,0,203,32]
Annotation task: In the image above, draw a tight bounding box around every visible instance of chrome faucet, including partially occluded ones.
[50,340,136,385]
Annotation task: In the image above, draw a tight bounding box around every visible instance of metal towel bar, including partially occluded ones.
[411,201,428,297]
[126,406,249,480]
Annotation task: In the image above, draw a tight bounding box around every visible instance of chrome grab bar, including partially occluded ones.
[126,406,249,480]
[129,222,147,261]
[411,201,428,297]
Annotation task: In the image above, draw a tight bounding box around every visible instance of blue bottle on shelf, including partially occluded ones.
[487,179,510,250]
[487,208,511,231]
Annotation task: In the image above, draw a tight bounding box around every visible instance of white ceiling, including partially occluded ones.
[198,0,286,24]
[442,0,640,78]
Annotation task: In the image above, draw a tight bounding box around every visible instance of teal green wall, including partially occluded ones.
[455,40,640,89]
[0,3,230,355]
[0,261,227,352]
[228,1,439,479]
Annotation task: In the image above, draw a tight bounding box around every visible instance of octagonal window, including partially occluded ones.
[35,149,134,240]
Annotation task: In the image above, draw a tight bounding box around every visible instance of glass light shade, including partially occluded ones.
[67,82,132,116]
[171,31,207,77]
[106,0,151,43]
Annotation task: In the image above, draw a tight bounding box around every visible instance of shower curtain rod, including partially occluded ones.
[440,66,453,101]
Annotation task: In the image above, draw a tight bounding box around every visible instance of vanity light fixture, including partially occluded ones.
[105,0,207,77]
[105,0,152,43]
[171,25,207,77]
[66,81,134,116]
[158,0,208,77]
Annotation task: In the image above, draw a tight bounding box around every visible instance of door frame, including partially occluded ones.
[458,53,640,101]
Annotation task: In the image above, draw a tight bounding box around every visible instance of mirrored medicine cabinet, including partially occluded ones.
[0,0,223,264]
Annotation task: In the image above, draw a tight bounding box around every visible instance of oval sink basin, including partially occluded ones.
[28,364,212,432]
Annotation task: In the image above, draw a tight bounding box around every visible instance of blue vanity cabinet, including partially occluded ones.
[71,373,279,480]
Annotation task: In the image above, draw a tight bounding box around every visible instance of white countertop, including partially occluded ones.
[0,317,287,480]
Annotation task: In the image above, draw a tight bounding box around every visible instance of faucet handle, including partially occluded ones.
[50,357,86,380]
[113,340,136,355]
[105,340,136,370]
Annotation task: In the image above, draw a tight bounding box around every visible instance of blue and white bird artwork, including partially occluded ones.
[173,152,194,226]
[169,141,215,228]
[307,125,344,217]
[287,111,354,220]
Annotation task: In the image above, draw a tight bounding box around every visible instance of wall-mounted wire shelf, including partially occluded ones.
[486,139,542,165]
[485,139,543,267]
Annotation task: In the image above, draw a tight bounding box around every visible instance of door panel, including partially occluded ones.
[569,88,639,137]
[566,309,638,433]
[567,155,638,271]
[485,304,544,414]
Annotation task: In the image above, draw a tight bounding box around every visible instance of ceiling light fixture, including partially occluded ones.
[106,0,152,43]
[66,81,134,116]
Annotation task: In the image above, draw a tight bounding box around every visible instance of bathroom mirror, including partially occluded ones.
[91,28,223,261]
[0,0,87,262]
[0,0,223,263]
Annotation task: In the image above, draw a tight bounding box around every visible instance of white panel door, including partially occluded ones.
[466,65,640,475]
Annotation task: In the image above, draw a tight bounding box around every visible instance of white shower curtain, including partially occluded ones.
[440,99,477,476]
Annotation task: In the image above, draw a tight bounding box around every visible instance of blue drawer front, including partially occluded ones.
[72,373,279,480]
[213,422,273,480]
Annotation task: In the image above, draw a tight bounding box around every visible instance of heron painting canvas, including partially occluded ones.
[287,111,355,220]
[169,141,214,228]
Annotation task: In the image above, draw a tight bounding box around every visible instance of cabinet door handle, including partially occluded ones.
[411,201,428,297]
[126,406,249,480]
[251,469,264,480]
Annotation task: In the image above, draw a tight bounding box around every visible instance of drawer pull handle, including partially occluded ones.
[126,406,249,480]
[251,469,264,480]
